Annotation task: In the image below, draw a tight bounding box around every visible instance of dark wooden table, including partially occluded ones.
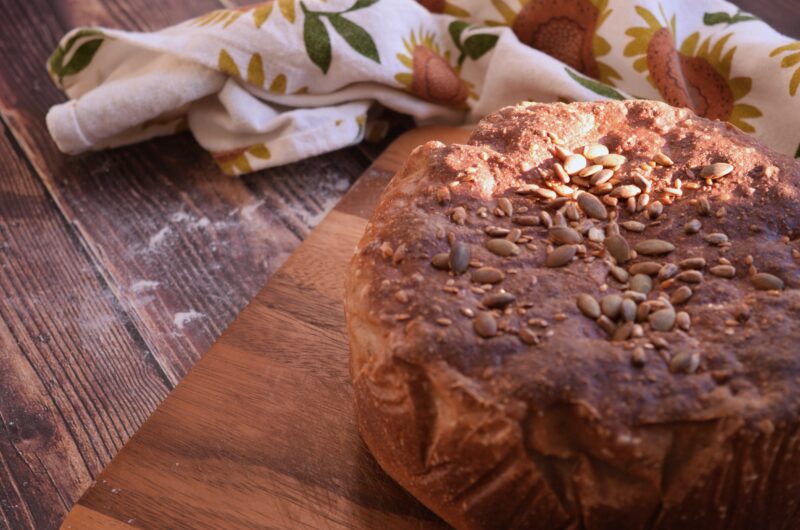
[0,1,795,528]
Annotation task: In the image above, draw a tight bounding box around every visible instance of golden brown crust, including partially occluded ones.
[345,100,800,529]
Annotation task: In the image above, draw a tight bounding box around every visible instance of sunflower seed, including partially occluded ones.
[449,242,471,273]
[633,174,653,192]
[594,153,626,168]
[609,264,629,283]
[671,285,693,305]
[486,226,510,237]
[576,293,601,319]
[606,221,620,236]
[549,226,583,245]
[636,193,650,212]
[631,346,646,366]
[516,184,539,195]
[704,233,729,246]
[514,215,539,226]
[471,267,505,284]
[553,162,570,183]
[658,263,679,280]
[605,234,630,264]
[629,261,662,275]
[564,203,581,222]
[546,245,576,267]
[646,200,664,219]
[752,272,784,290]
[676,270,703,284]
[497,197,513,217]
[519,327,540,345]
[564,154,588,175]
[613,321,634,341]
[474,312,497,338]
[621,298,637,322]
[601,294,623,320]
[630,274,653,294]
[451,206,467,225]
[535,188,557,199]
[577,192,607,220]
[553,211,567,226]
[635,239,675,256]
[669,351,699,374]
[701,162,733,179]
[636,302,650,322]
[592,183,615,195]
[482,292,516,309]
[654,152,674,166]
[507,228,522,242]
[676,311,691,331]
[649,307,676,331]
[578,164,603,178]
[589,169,614,186]
[431,252,450,270]
[679,257,706,270]
[539,211,553,228]
[596,315,616,335]
[583,143,609,159]
[486,238,520,257]
[554,145,573,160]
[710,265,736,278]
[621,221,646,233]
[685,218,702,234]
[696,197,711,216]
[611,185,641,199]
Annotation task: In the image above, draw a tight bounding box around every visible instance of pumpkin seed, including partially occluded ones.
[596,315,616,335]
[630,274,653,294]
[611,185,641,199]
[671,285,693,305]
[676,311,691,331]
[449,242,471,273]
[679,257,706,270]
[564,154,587,175]
[701,162,733,179]
[549,226,583,245]
[621,298,637,322]
[519,327,540,345]
[646,201,663,219]
[613,321,634,341]
[514,215,539,226]
[431,252,450,270]
[635,239,675,255]
[621,221,646,233]
[609,264,629,283]
[471,267,505,284]
[590,168,614,185]
[565,203,580,222]
[497,197,513,217]
[577,192,607,220]
[629,261,661,276]
[539,211,553,228]
[605,234,630,264]
[601,294,623,320]
[583,143,609,159]
[588,227,605,243]
[684,218,702,234]
[669,351,699,374]
[658,263,679,280]
[594,153,626,168]
[654,152,674,166]
[752,272,784,290]
[704,233,729,246]
[474,312,497,338]
[579,164,604,178]
[482,292,516,309]
[553,163,570,183]
[576,294,601,319]
[710,265,736,278]
[676,270,703,284]
[546,245,576,267]
[486,238,520,257]
[649,307,676,331]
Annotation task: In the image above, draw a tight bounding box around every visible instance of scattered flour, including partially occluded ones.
[173,310,204,330]
[241,200,265,221]
[169,211,191,223]
[148,227,171,249]
[189,217,211,229]
[131,280,160,294]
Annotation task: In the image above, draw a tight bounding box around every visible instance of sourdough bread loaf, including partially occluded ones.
[345,100,800,530]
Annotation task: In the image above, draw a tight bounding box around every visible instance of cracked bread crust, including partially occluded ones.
[345,100,800,530]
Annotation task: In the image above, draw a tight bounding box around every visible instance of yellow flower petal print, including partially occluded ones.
[218,49,241,78]
[248,53,265,87]
[278,0,295,23]
[624,5,761,132]
[770,41,800,96]
[253,3,274,28]
[213,144,272,176]
[484,0,621,85]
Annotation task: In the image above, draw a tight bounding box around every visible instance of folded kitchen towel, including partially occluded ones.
[46,0,800,175]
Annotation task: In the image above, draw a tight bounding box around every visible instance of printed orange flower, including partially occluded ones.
[212,144,272,176]
[625,6,761,132]
[770,42,800,96]
[485,0,621,85]
[416,0,470,17]
[394,29,476,107]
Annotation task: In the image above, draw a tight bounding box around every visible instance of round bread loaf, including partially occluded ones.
[345,100,800,529]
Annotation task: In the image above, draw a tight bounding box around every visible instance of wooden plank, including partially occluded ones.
[0,0,371,384]
[730,0,800,38]
[60,126,469,529]
[0,123,171,528]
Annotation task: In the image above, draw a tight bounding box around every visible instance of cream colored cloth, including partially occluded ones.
[46,0,800,175]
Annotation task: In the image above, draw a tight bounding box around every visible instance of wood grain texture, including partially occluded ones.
[730,0,800,38]
[60,126,470,530]
[0,123,171,529]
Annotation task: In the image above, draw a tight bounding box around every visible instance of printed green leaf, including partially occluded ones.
[302,9,332,73]
[328,14,380,63]
[48,29,105,83]
[703,10,757,26]
[463,34,498,60]
[347,0,379,11]
[448,20,470,48]
[565,68,627,100]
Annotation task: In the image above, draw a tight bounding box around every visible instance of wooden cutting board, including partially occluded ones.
[61,126,470,530]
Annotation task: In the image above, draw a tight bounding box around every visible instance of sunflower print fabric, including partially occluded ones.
[46,0,800,176]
